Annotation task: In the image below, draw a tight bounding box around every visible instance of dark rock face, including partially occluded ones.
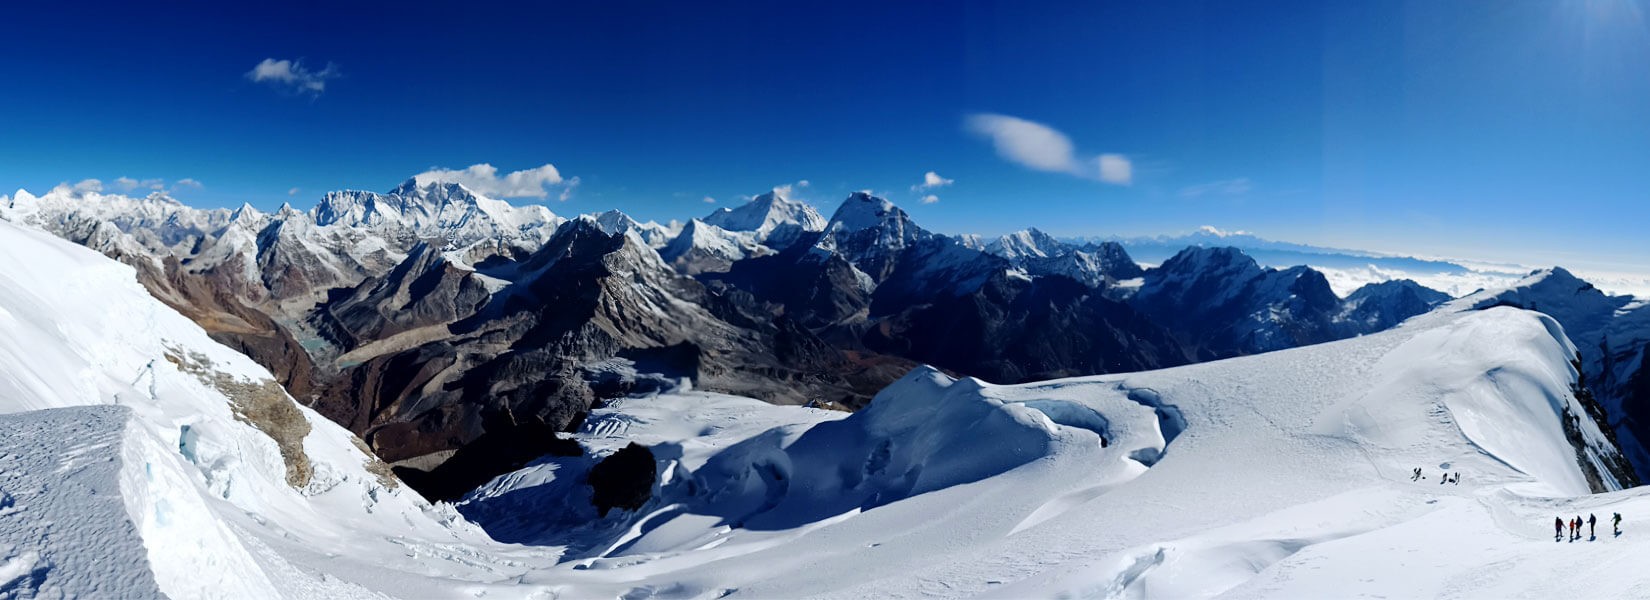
[1340,279,1451,332]
[1133,247,1347,358]
[392,416,584,503]
[311,218,879,472]
[704,238,873,330]
[308,242,491,351]
[1563,355,1641,492]
[587,443,658,517]
[865,271,1190,383]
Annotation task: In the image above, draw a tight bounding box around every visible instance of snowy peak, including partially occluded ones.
[825,192,907,233]
[309,178,560,246]
[985,227,1067,260]
[814,192,931,258]
[593,209,680,248]
[702,188,827,248]
[659,219,766,275]
[1339,279,1451,331]
[1347,279,1450,306]
[314,179,480,228]
[1149,245,1266,289]
[1464,267,1624,336]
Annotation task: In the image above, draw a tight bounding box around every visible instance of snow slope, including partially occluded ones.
[448,300,1637,599]
[0,219,555,598]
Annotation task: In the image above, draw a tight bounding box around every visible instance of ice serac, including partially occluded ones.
[701,187,826,249]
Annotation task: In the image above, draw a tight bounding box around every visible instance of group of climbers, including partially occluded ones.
[1555,513,1622,541]
[1406,467,1624,542]
[1409,467,1460,485]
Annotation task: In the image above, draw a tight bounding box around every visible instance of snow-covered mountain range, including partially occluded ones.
[0,179,1501,500]
[3,214,1646,598]
[14,177,1650,513]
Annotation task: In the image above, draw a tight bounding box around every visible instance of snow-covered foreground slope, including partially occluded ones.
[3,211,1649,599]
[0,220,560,598]
[458,303,1642,599]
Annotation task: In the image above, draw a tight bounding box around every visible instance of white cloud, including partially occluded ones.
[558,176,581,202]
[1098,154,1132,185]
[288,187,301,196]
[114,177,165,192]
[964,113,1132,186]
[770,179,811,198]
[412,163,569,199]
[48,179,104,196]
[921,194,940,204]
[246,58,340,95]
[1197,225,1253,237]
[703,196,717,204]
[1180,178,1252,198]
[912,171,954,192]
[173,178,203,190]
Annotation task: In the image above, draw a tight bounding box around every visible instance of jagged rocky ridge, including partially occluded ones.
[2,181,1457,500]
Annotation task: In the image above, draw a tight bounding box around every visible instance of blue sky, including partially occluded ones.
[4,1,1650,269]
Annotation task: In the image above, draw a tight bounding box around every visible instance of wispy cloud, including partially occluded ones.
[71,177,200,196]
[558,176,581,202]
[1097,154,1132,185]
[703,196,717,204]
[964,113,1132,186]
[412,163,571,199]
[920,194,940,204]
[288,187,301,197]
[1180,178,1253,198]
[246,58,340,96]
